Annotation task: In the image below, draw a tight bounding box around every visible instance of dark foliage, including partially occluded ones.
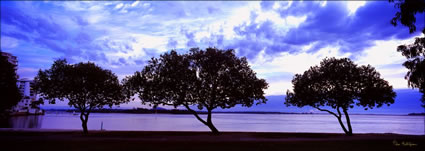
[34,59,130,134]
[0,51,21,116]
[124,47,268,134]
[390,0,425,33]
[285,58,396,135]
[30,98,44,109]
[397,29,425,108]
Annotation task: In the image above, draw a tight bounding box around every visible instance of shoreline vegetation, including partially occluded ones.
[0,130,423,151]
[64,108,312,115]
[40,108,425,116]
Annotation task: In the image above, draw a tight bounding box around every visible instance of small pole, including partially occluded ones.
[101,121,103,131]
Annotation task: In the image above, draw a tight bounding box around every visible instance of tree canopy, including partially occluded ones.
[285,57,396,135]
[124,47,268,134]
[390,0,425,33]
[397,29,425,107]
[390,0,425,108]
[34,59,129,134]
[0,51,21,116]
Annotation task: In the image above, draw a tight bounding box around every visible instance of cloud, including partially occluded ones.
[72,16,89,27]
[14,67,41,80]
[1,1,165,67]
[118,58,128,65]
[114,3,123,10]
[0,36,19,49]
[207,6,220,14]
[219,1,423,95]
[260,1,275,10]
[250,44,351,95]
[1,4,85,62]
[250,36,422,95]
[134,59,144,65]
[166,38,178,49]
[355,38,418,89]
[183,29,197,48]
[2,1,423,96]
[228,1,423,61]
[346,1,366,16]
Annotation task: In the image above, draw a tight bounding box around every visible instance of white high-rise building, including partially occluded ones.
[13,78,43,115]
[1,51,43,115]
[13,79,36,112]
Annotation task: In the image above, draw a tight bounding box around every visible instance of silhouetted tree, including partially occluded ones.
[285,58,396,136]
[30,98,44,109]
[124,48,268,134]
[390,0,425,33]
[397,29,425,108]
[34,59,129,134]
[390,0,425,108]
[0,51,21,117]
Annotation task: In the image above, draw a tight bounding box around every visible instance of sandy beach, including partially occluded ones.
[0,130,423,151]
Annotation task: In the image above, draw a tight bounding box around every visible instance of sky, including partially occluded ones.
[1,1,424,113]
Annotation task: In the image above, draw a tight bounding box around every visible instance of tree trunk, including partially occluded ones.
[184,104,220,134]
[80,112,89,134]
[206,122,219,134]
[335,107,353,136]
[336,116,349,135]
[317,107,353,136]
[343,109,353,136]
[82,119,88,134]
[206,109,219,134]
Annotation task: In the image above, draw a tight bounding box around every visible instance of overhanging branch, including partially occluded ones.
[183,104,208,125]
[314,107,339,118]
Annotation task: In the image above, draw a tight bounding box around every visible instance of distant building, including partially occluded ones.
[1,51,18,66]
[1,52,43,115]
[15,78,36,111]
[13,78,43,115]
[1,51,18,78]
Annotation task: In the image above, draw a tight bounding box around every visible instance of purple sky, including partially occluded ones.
[1,1,424,112]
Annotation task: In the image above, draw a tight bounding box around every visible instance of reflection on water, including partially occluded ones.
[2,113,424,135]
[6,115,43,128]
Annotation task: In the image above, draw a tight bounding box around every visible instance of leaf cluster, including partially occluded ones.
[34,59,129,110]
[124,47,268,111]
[397,30,425,107]
[285,57,396,110]
[390,0,425,33]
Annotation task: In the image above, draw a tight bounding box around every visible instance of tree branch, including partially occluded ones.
[342,108,353,134]
[183,104,207,125]
[336,107,349,135]
[336,107,342,118]
[162,103,175,106]
[314,107,339,118]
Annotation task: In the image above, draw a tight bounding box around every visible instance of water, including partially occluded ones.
[3,113,424,135]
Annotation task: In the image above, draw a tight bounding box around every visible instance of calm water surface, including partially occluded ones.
[4,113,424,135]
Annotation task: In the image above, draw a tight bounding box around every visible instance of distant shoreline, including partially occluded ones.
[42,108,425,116]
[45,108,314,115]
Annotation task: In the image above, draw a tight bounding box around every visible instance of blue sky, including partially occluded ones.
[1,1,424,112]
